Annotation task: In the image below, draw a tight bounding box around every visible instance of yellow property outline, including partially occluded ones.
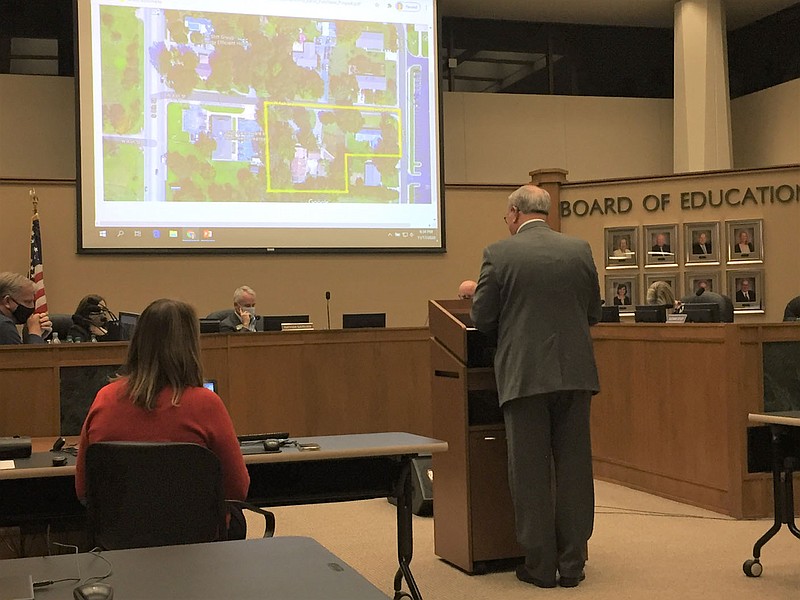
[264,101,402,194]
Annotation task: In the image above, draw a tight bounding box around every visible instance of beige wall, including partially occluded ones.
[0,75,76,180]
[443,92,674,183]
[559,165,800,322]
[731,79,800,169]
[1,75,799,325]
[0,181,513,326]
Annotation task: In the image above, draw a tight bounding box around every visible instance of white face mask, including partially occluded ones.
[242,306,256,318]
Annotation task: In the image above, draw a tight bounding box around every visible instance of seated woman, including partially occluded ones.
[75,298,250,537]
[646,281,679,311]
[68,294,115,342]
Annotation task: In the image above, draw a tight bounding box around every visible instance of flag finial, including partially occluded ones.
[29,188,39,215]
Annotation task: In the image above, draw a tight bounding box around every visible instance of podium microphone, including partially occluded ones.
[325,291,331,329]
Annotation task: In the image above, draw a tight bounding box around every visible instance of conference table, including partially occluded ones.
[0,536,390,599]
[743,412,800,578]
[0,432,448,600]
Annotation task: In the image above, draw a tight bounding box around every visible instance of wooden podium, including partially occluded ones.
[429,300,522,573]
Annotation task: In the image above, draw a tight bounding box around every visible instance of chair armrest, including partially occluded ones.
[226,500,276,538]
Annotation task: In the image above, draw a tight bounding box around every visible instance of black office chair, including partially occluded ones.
[206,309,236,322]
[85,442,275,550]
[22,313,73,342]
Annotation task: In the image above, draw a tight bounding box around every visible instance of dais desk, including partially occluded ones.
[0,327,432,438]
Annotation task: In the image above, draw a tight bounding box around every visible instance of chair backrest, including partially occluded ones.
[206,309,236,322]
[22,313,72,342]
[85,442,227,550]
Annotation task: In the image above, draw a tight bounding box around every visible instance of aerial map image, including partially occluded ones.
[97,5,434,206]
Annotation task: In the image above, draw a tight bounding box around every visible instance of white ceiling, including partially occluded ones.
[438,0,799,30]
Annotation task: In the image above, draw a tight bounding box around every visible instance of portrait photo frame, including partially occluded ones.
[728,270,765,313]
[684,221,720,265]
[644,224,678,267]
[684,271,721,298]
[605,274,638,313]
[604,226,639,269]
[727,219,764,264]
[645,272,680,303]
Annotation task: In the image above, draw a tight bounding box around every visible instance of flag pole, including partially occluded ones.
[28,188,48,315]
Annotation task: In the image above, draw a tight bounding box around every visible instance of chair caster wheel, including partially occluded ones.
[743,559,762,577]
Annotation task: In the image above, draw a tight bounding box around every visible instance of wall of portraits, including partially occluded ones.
[600,218,765,315]
[560,166,796,320]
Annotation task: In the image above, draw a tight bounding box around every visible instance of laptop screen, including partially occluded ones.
[203,380,217,393]
[117,311,139,340]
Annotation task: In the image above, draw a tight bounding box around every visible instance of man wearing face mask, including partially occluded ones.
[220,285,261,333]
[0,272,52,345]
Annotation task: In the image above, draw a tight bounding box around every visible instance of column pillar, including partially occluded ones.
[529,168,568,232]
[674,0,733,172]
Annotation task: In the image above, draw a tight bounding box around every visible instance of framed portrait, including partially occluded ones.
[684,222,720,265]
[727,219,763,264]
[604,226,638,269]
[728,270,765,313]
[605,275,638,313]
[645,272,679,303]
[684,272,721,299]
[644,224,678,267]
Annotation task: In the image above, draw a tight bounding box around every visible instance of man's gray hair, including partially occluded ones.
[233,285,256,304]
[0,272,29,299]
[508,185,551,216]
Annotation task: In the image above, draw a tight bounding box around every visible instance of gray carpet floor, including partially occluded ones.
[247,480,800,599]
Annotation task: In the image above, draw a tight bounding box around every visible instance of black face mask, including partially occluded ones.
[10,299,35,325]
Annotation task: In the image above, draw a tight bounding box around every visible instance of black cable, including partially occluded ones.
[33,577,81,588]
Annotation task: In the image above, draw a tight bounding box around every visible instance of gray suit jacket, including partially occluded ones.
[471,221,602,405]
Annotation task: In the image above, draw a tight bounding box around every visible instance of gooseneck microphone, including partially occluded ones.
[325,291,331,329]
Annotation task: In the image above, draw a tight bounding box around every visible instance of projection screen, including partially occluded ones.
[75,0,443,252]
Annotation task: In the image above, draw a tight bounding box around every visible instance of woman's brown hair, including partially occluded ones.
[121,298,203,409]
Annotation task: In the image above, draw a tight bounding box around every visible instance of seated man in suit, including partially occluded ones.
[0,271,51,345]
[736,279,756,303]
[220,285,260,333]
[458,280,477,300]
[681,288,735,323]
[784,296,800,321]
[692,232,712,255]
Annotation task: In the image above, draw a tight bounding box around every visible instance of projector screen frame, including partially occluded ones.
[74,0,446,255]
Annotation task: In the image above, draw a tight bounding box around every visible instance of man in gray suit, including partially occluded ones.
[471,185,601,589]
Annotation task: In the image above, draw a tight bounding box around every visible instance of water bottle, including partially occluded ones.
[90,334,98,343]
[66,335,74,343]
[50,332,61,344]
[74,336,82,343]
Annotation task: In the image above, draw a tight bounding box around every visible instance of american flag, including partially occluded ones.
[29,196,48,314]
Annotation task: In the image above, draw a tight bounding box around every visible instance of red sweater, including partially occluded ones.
[75,379,249,502]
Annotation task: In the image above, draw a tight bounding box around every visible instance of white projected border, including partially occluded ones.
[77,0,442,250]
